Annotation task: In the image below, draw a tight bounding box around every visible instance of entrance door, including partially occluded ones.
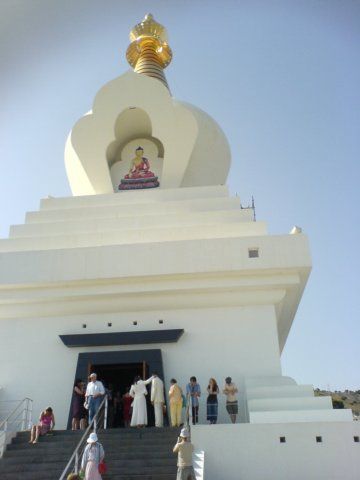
[90,362,146,395]
[68,349,164,429]
[90,362,152,427]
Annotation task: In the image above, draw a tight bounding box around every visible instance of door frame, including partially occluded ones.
[67,349,165,429]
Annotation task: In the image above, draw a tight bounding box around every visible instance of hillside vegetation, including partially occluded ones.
[315,388,360,417]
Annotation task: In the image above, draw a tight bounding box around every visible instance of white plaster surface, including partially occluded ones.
[0,306,282,428]
[1,34,356,477]
[191,422,360,479]
[65,72,231,194]
[249,409,353,423]
[0,186,345,431]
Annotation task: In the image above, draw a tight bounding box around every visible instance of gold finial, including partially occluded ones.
[126,14,172,90]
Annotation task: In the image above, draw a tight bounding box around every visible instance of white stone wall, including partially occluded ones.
[0,304,282,428]
[191,422,360,480]
[0,185,341,429]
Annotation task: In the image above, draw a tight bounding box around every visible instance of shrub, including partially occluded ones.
[332,399,344,409]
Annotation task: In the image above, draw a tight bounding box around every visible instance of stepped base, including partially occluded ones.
[0,428,179,480]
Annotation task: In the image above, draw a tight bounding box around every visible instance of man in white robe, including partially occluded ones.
[151,373,165,427]
[130,375,154,427]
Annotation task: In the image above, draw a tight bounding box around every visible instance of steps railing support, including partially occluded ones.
[0,398,33,458]
[59,394,107,480]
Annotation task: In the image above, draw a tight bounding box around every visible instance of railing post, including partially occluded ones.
[186,392,192,428]
[28,399,33,430]
[104,396,108,430]
[75,451,79,474]
[0,420,8,457]
[21,400,26,431]
[58,395,107,480]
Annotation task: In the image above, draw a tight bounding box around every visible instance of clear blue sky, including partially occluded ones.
[0,0,359,390]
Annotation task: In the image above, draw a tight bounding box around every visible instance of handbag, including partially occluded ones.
[83,401,89,410]
[98,460,107,474]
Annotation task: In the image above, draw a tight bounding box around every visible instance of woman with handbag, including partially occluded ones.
[72,379,87,430]
[81,432,106,480]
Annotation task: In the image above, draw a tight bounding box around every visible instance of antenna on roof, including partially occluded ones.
[252,196,256,222]
[240,195,256,222]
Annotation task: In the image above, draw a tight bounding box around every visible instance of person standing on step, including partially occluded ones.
[71,379,87,430]
[173,427,196,480]
[186,376,201,425]
[81,432,105,480]
[151,372,165,427]
[206,378,219,424]
[85,373,105,425]
[223,376,239,424]
[169,378,183,427]
[130,374,154,427]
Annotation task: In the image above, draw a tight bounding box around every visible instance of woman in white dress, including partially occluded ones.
[130,375,154,427]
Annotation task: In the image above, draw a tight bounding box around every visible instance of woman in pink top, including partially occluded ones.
[29,407,55,444]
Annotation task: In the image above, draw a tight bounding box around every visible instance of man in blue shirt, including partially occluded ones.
[186,376,201,425]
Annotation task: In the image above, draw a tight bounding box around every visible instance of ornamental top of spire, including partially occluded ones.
[129,13,168,43]
[126,13,173,71]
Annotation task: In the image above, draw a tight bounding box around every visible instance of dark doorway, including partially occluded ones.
[91,362,151,428]
[91,362,146,395]
[68,349,165,429]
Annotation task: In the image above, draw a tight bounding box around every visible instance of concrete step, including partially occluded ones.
[0,470,63,480]
[103,476,175,480]
[25,195,240,223]
[5,446,174,457]
[0,474,175,480]
[0,465,177,478]
[4,445,174,457]
[10,436,176,446]
[16,427,179,437]
[0,428,179,480]
[10,209,249,238]
[2,451,174,463]
[1,458,176,472]
[9,435,177,446]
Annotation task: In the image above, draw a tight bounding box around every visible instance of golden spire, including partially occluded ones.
[126,14,172,91]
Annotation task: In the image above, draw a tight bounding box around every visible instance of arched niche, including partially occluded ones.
[107,107,164,192]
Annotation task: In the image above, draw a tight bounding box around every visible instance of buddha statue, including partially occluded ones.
[119,146,160,190]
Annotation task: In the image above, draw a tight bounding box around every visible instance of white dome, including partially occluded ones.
[65,71,231,195]
[175,100,231,187]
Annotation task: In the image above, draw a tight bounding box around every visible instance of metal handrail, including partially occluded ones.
[185,392,192,439]
[185,391,191,428]
[0,398,33,431]
[0,398,33,457]
[59,395,108,480]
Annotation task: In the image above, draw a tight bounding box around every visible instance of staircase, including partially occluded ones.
[0,427,179,479]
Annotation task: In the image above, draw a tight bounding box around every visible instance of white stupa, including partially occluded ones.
[0,14,358,479]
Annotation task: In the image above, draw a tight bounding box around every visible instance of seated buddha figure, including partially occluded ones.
[119,146,160,190]
[125,146,154,179]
